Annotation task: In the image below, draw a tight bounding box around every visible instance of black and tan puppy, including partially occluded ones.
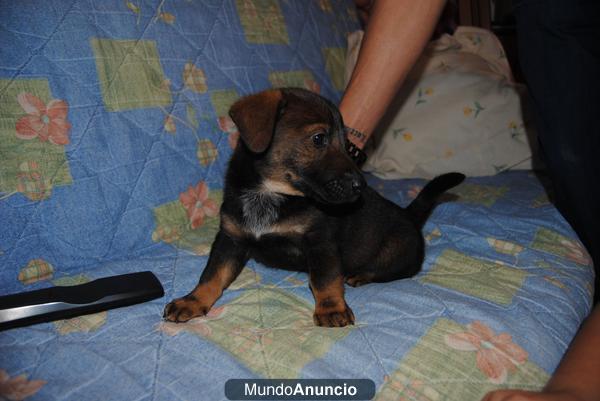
[164,88,464,327]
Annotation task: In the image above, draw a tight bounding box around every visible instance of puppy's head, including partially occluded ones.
[229,88,365,204]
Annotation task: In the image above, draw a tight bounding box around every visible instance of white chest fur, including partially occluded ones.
[240,189,284,238]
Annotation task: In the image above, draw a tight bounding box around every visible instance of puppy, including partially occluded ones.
[164,88,464,327]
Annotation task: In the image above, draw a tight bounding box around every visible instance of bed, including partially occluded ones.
[0,1,594,400]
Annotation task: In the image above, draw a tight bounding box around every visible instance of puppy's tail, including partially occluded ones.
[406,172,465,228]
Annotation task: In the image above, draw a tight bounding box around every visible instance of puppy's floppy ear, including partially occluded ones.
[229,89,284,153]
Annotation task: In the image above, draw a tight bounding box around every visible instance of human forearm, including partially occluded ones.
[543,306,600,401]
[481,306,600,401]
[340,0,446,147]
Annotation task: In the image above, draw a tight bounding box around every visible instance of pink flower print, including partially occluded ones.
[218,116,240,149]
[560,239,592,266]
[15,92,71,145]
[0,369,46,401]
[179,181,219,229]
[444,321,528,384]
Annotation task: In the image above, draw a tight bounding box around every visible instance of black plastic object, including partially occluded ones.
[0,271,164,331]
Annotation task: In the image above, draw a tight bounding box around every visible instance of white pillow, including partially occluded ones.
[345,27,537,179]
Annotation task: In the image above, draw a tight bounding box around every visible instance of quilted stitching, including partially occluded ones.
[0,2,594,401]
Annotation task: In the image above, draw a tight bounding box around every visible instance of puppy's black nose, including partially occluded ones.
[347,173,365,194]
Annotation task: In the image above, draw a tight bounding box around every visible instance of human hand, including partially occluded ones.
[481,389,585,401]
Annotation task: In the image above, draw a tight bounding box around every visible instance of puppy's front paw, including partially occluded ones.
[163,296,210,323]
[313,303,355,327]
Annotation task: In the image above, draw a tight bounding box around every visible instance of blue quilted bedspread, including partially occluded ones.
[0,1,594,401]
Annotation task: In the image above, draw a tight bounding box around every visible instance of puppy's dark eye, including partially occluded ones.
[311,132,329,148]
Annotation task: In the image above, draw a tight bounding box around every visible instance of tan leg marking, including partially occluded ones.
[163,262,237,323]
[221,214,245,238]
[311,276,355,327]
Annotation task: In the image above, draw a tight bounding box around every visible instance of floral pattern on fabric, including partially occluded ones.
[444,321,528,384]
[0,79,72,201]
[0,370,45,401]
[375,319,547,400]
[179,181,219,230]
[0,1,592,400]
[153,188,223,256]
[15,93,71,145]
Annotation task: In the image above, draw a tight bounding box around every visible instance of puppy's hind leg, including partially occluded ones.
[345,272,375,288]
[346,234,424,287]
[164,231,248,323]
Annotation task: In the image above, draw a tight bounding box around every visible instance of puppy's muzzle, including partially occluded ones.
[324,172,365,203]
